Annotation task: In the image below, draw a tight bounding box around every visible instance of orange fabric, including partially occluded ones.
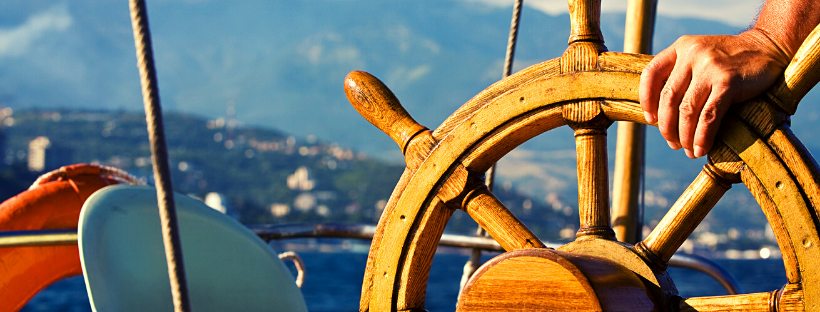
[0,165,118,312]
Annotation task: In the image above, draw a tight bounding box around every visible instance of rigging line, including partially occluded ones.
[460,0,524,297]
[128,1,191,311]
[486,0,522,193]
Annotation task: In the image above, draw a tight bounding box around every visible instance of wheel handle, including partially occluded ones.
[568,0,604,44]
[344,71,428,155]
[769,23,820,115]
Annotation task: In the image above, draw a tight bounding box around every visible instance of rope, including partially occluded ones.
[30,164,144,190]
[502,0,524,79]
[485,0,522,194]
[460,0,524,297]
[278,251,306,288]
[128,1,191,311]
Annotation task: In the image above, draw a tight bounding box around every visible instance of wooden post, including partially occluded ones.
[611,0,656,244]
[575,127,615,239]
[567,0,604,44]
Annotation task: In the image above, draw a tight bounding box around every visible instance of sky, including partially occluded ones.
[0,0,765,62]
[462,0,765,27]
[0,4,72,59]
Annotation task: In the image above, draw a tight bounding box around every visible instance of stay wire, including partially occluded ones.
[128,0,191,311]
[460,0,524,296]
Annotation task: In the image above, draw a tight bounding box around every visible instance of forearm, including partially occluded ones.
[754,0,820,58]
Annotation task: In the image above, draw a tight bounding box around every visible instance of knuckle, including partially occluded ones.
[679,99,698,118]
[660,85,678,101]
[713,71,738,86]
[644,60,662,73]
[706,68,744,90]
[700,103,721,124]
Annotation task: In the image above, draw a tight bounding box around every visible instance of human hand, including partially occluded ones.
[639,29,791,158]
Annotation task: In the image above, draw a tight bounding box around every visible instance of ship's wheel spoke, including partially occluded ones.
[573,125,615,240]
[347,19,820,307]
[679,282,802,312]
[438,165,545,251]
[460,183,545,251]
[637,143,743,267]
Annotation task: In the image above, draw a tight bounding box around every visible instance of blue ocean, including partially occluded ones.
[21,247,787,312]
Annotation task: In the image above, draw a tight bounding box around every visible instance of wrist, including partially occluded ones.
[744,28,793,66]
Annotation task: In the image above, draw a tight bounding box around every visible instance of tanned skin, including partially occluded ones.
[640,0,820,158]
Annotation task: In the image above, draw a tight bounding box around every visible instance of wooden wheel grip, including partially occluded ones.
[568,0,604,44]
[344,71,428,154]
[770,23,820,115]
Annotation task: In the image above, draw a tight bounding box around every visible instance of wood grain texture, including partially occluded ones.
[680,283,804,312]
[779,283,805,312]
[622,0,656,55]
[641,144,742,264]
[461,185,545,251]
[612,120,645,243]
[769,23,820,115]
[363,68,643,312]
[461,106,565,173]
[767,126,820,233]
[567,0,604,44]
[360,168,412,311]
[721,114,820,311]
[599,52,652,74]
[357,35,820,310]
[561,41,603,73]
[404,130,437,171]
[602,99,651,124]
[347,71,438,311]
[563,99,614,240]
[680,291,776,312]
[611,0,655,244]
[344,71,428,154]
[732,98,788,138]
[573,127,615,239]
[641,169,726,263]
[743,168,801,283]
[353,2,820,309]
[457,248,658,312]
[396,198,454,310]
[435,165,544,251]
[433,59,561,141]
[559,238,679,303]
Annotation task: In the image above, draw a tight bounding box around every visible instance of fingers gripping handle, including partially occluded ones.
[568,0,604,44]
[770,23,820,115]
[344,71,428,154]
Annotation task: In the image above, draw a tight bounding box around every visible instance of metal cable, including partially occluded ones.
[278,251,306,288]
[460,0,524,296]
[502,0,523,79]
[485,0,522,195]
[128,1,191,311]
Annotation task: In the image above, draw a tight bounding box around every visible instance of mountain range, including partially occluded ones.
[3,0,820,234]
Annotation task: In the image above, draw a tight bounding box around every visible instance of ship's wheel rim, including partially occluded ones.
[360,52,820,311]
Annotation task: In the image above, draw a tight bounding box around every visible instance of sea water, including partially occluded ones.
[22,252,788,312]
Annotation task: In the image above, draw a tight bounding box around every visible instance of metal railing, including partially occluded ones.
[0,222,743,296]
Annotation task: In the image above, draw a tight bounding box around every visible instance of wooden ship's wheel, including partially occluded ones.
[345,0,820,311]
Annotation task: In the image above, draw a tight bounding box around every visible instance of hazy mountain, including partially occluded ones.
[0,0,749,156]
[3,0,819,232]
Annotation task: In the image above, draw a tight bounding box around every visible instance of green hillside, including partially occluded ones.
[1,108,577,241]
